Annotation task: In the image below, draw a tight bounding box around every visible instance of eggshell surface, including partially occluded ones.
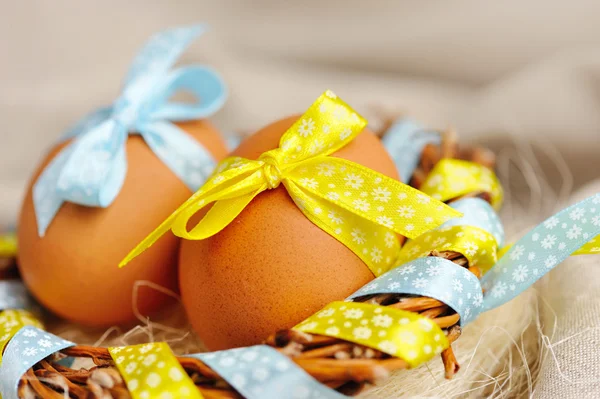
[18,120,228,327]
[179,116,400,350]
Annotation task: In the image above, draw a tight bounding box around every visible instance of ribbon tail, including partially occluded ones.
[140,121,216,191]
[172,188,263,240]
[120,161,264,266]
[284,179,401,276]
[56,121,128,207]
[288,157,462,239]
[32,145,75,237]
[481,193,600,312]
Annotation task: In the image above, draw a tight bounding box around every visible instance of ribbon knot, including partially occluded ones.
[259,150,285,189]
[32,25,228,237]
[111,97,146,129]
[121,91,463,276]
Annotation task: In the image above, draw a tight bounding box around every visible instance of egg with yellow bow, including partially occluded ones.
[178,116,400,350]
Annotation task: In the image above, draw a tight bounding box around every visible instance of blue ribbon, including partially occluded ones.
[481,193,600,312]
[0,326,74,399]
[33,24,228,236]
[191,345,346,399]
[381,119,440,183]
[442,198,505,246]
[349,193,600,326]
[348,257,482,324]
[0,281,32,311]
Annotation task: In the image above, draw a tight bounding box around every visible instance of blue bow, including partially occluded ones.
[33,25,228,236]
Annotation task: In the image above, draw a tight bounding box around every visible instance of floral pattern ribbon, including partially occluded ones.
[0,326,74,399]
[191,345,346,399]
[33,24,228,236]
[421,159,503,210]
[381,119,440,183]
[294,301,448,367]
[121,91,461,276]
[396,225,499,275]
[109,342,202,399]
[481,193,600,311]
[441,197,505,246]
[0,310,43,363]
[349,258,483,324]
[355,193,600,332]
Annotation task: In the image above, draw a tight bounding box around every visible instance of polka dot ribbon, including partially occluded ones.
[109,342,202,399]
[0,326,74,399]
[0,310,43,363]
[421,159,504,210]
[121,91,462,277]
[190,345,346,399]
[294,301,448,368]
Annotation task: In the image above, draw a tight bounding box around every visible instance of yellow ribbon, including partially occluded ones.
[294,301,448,367]
[0,309,43,363]
[121,91,461,276]
[421,159,503,210]
[109,342,202,399]
[0,232,17,258]
[397,225,499,275]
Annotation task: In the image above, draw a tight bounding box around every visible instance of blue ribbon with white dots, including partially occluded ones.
[191,345,346,399]
[33,24,228,237]
[0,326,74,399]
[349,193,600,324]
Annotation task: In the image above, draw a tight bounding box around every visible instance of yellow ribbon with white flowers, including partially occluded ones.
[295,301,448,367]
[397,225,499,274]
[109,342,202,399]
[421,159,503,210]
[0,309,43,363]
[121,91,461,276]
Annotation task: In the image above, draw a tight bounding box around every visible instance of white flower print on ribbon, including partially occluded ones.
[481,193,600,311]
[0,327,74,399]
[191,345,346,399]
[33,25,228,236]
[440,197,505,246]
[348,257,481,324]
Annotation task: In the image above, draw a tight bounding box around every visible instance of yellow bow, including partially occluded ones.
[121,91,462,276]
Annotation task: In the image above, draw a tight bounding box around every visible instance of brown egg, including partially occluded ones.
[18,120,228,327]
[179,116,400,350]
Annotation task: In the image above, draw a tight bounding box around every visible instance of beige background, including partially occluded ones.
[1,0,600,224]
[1,1,600,397]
